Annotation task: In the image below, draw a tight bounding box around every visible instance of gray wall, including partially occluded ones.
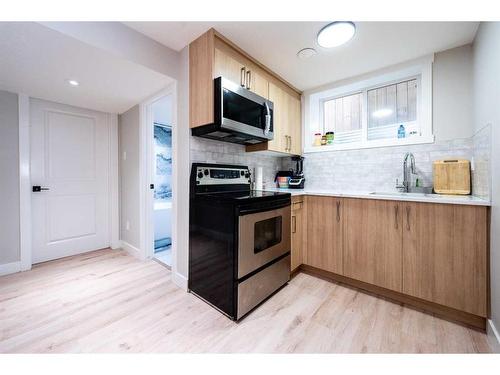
[472,22,500,334]
[118,105,141,249]
[433,44,473,141]
[0,90,20,265]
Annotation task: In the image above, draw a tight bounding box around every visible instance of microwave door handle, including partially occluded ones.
[264,101,271,135]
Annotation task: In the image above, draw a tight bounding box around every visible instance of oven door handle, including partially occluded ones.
[238,200,291,216]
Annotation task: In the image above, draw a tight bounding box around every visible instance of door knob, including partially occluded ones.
[32,186,50,192]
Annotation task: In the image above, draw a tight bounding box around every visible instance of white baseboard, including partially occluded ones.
[110,240,122,250]
[120,240,144,260]
[487,319,500,353]
[0,261,21,276]
[172,271,188,291]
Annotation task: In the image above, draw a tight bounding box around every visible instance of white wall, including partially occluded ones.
[118,105,141,249]
[303,46,474,143]
[0,90,20,265]
[472,22,500,338]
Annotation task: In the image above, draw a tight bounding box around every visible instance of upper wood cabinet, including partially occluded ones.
[402,202,488,317]
[246,82,302,155]
[189,29,301,155]
[343,198,403,292]
[305,196,343,274]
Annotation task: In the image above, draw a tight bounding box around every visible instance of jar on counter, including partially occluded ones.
[326,131,334,145]
[313,133,322,146]
[321,135,327,145]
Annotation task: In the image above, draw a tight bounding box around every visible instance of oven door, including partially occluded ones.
[237,205,290,279]
[216,77,274,141]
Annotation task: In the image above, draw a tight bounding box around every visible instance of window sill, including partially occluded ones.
[303,135,435,153]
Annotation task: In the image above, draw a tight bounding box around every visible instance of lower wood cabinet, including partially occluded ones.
[343,198,403,292]
[293,195,489,323]
[305,196,343,274]
[291,196,305,272]
[402,202,488,317]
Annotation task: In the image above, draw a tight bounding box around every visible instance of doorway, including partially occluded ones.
[150,95,173,268]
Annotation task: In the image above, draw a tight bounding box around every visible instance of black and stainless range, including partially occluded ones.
[189,163,291,320]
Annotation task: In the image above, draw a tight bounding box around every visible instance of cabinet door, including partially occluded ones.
[402,202,488,316]
[344,198,403,292]
[291,198,305,272]
[214,48,245,86]
[267,82,288,153]
[246,69,269,99]
[287,94,302,155]
[306,196,343,274]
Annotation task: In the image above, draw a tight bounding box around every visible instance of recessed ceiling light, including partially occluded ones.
[317,21,356,48]
[372,108,393,118]
[297,48,317,60]
[67,79,79,87]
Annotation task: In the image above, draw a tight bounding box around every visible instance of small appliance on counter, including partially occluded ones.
[274,156,306,189]
[433,159,471,195]
[289,156,305,189]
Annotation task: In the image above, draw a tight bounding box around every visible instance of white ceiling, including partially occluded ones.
[0,22,173,114]
[124,21,479,91]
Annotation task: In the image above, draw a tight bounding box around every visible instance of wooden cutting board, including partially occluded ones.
[433,159,471,195]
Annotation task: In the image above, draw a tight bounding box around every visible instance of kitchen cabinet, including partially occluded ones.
[305,196,343,274]
[343,198,403,292]
[214,48,245,88]
[189,28,300,155]
[291,196,306,272]
[402,202,488,317]
[214,48,269,98]
[246,82,302,155]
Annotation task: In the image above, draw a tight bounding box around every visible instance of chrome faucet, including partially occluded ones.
[396,152,416,192]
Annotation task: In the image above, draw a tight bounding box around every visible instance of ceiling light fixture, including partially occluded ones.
[297,48,317,60]
[372,108,393,118]
[67,79,79,87]
[317,21,356,48]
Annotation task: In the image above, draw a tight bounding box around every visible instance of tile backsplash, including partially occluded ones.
[472,124,492,200]
[190,137,282,186]
[191,132,491,200]
[282,134,490,198]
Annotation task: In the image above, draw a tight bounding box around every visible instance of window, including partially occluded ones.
[306,57,433,152]
[154,123,172,202]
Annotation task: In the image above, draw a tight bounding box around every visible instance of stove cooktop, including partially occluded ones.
[195,190,290,203]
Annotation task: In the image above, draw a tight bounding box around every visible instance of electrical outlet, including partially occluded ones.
[125,220,130,231]
[122,151,127,161]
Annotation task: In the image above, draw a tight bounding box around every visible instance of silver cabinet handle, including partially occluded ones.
[292,215,297,233]
[394,205,399,230]
[240,67,246,87]
[406,206,411,231]
[264,101,271,135]
[246,70,251,90]
[336,200,341,222]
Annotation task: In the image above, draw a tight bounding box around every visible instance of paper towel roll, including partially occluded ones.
[254,167,263,190]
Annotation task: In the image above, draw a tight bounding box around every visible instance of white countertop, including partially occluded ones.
[263,187,490,206]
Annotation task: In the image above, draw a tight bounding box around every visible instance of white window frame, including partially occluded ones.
[304,56,434,153]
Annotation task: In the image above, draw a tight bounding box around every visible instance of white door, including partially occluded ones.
[30,99,111,263]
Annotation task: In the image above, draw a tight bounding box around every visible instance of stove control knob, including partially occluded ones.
[245,173,250,179]
[204,169,209,176]
[240,170,245,176]
[197,172,203,179]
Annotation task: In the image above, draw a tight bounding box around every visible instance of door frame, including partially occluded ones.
[18,95,120,271]
[139,82,178,273]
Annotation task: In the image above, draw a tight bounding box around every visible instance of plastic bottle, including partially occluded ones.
[397,124,406,139]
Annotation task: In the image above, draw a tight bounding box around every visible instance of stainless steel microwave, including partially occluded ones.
[191,77,274,145]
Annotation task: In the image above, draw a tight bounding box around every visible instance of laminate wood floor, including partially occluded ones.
[0,249,494,353]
